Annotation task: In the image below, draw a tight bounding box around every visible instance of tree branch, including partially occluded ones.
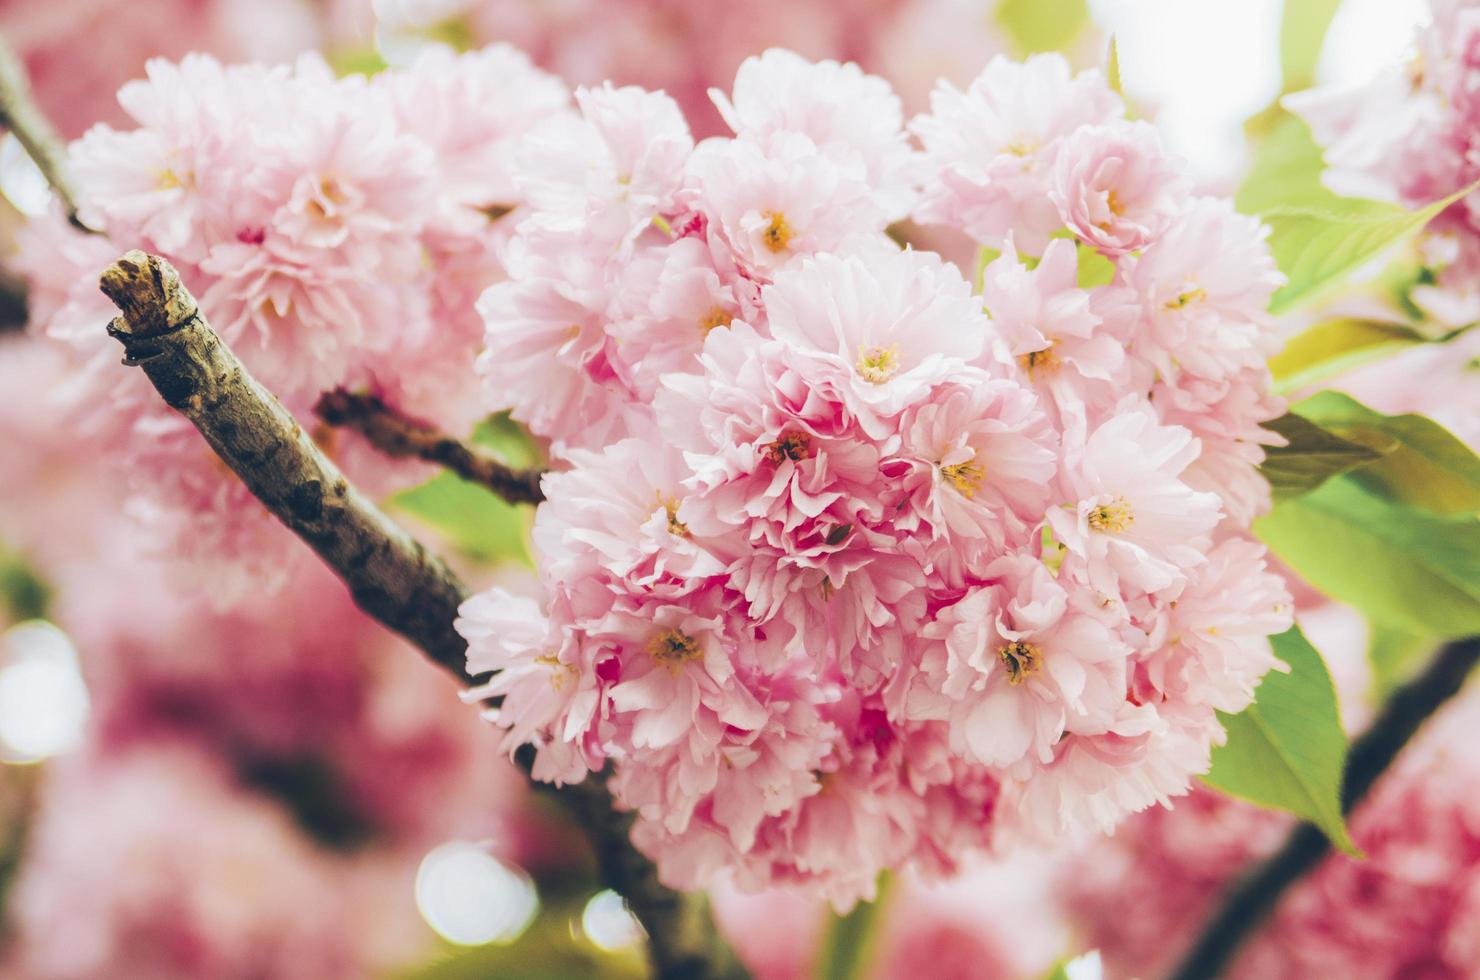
[100,250,747,980]
[314,388,544,505]
[0,32,90,232]
[0,264,26,333]
[1167,635,1480,980]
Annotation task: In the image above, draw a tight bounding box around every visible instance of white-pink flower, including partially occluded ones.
[1050,120,1188,256]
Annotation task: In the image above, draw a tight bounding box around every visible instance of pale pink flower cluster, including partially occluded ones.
[19,47,570,600]
[2,742,429,980]
[1063,689,1480,980]
[461,51,1293,906]
[0,0,323,138]
[1288,0,1480,327]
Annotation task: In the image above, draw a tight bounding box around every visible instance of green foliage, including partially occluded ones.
[1292,391,1480,515]
[1236,110,1338,216]
[1264,182,1478,314]
[995,0,1089,56]
[1367,625,1433,698]
[1106,36,1123,97]
[1256,478,1480,638]
[813,874,892,980]
[1280,0,1343,92]
[397,912,645,980]
[0,546,49,621]
[328,46,390,78]
[1075,243,1116,288]
[387,413,541,567]
[1204,627,1357,854]
[973,245,1000,293]
[1267,318,1443,394]
[1260,411,1389,501]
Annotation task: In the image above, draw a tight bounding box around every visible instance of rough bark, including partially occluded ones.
[100,250,748,980]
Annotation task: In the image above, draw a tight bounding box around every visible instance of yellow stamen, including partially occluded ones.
[1087,497,1134,534]
[647,628,702,669]
[656,492,689,537]
[856,343,901,384]
[764,430,813,465]
[1165,288,1206,310]
[534,652,575,690]
[1019,344,1059,378]
[999,640,1042,686]
[941,460,985,498]
[762,211,793,253]
[699,307,733,335]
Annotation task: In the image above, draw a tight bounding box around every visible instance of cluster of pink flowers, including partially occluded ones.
[459,49,1294,906]
[1289,0,1480,327]
[19,46,570,600]
[2,742,417,980]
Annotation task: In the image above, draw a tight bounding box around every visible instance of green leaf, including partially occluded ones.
[1367,624,1433,698]
[1204,626,1357,854]
[973,245,1000,293]
[1235,114,1344,216]
[1040,961,1072,980]
[1280,0,1343,92]
[396,912,645,980]
[813,874,892,980]
[390,474,534,568]
[1268,318,1439,394]
[1260,412,1390,501]
[0,547,49,621]
[995,0,1089,56]
[1075,243,1116,288]
[1293,391,1480,515]
[1106,36,1124,98]
[1265,181,1479,314]
[1255,477,1480,637]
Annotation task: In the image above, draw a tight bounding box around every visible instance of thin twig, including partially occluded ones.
[1166,636,1480,980]
[0,32,90,232]
[99,250,747,980]
[314,388,544,505]
[0,264,26,332]
[0,765,39,919]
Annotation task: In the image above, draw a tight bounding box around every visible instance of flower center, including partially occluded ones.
[699,307,733,335]
[762,211,793,253]
[998,641,1042,686]
[1019,344,1059,378]
[655,492,688,537]
[855,344,901,384]
[1087,497,1134,534]
[765,430,813,464]
[534,652,576,690]
[1165,287,1206,310]
[647,628,702,668]
[940,459,985,498]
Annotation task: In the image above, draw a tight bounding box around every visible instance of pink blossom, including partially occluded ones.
[980,238,1128,416]
[910,555,1131,770]
[1047,403,1223,597]
[761,248,986,435]
[711,48,918,217]
[684,133,887,281]
[888,379,1058,552]
[912,54,1123,253]
[1050,120,1188,256]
